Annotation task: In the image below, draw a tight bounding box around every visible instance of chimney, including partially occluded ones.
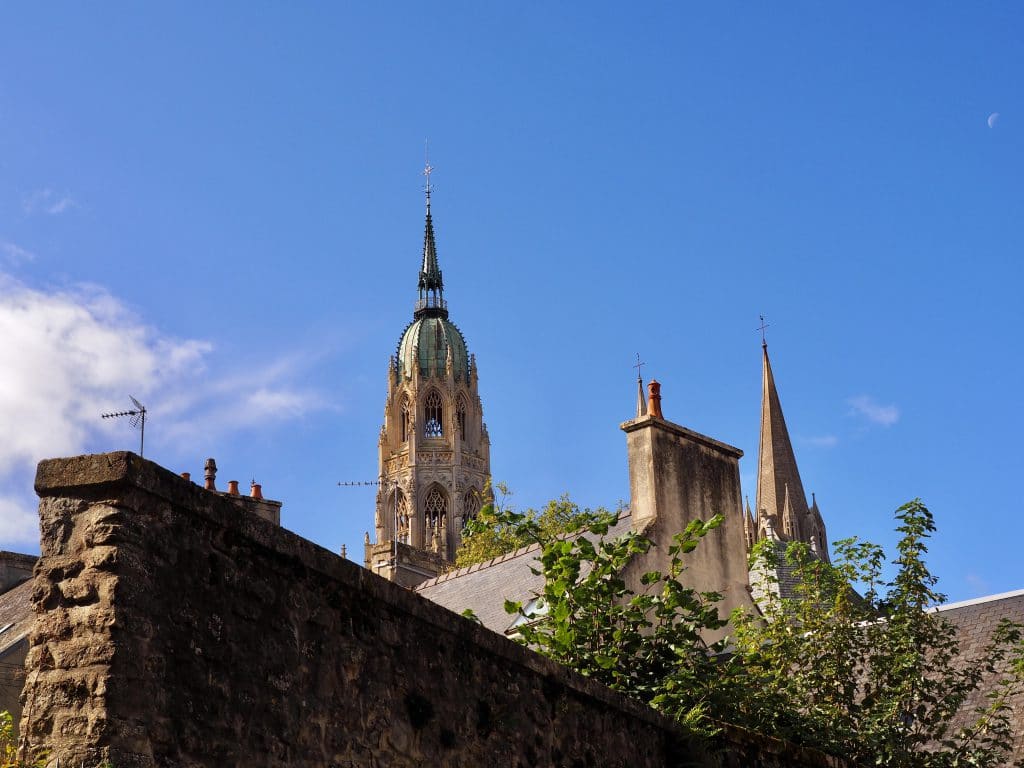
[250,482,263,499]
[0,551,37,595]
[180,472,191,482]
[227,480,240,496]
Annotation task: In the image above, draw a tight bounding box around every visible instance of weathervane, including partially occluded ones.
[757,314,770,346]
[101,395,147,457]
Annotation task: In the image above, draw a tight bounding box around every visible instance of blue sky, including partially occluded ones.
[0,3,1021,602]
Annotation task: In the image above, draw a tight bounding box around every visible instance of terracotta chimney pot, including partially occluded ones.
[250,482,263,500]
[648,380,663,419]
[204,458,217,491]
[227,480,240,496]
[180,472,191,482]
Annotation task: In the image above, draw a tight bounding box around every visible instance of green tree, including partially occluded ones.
[488,497,1024,766]
[501,506,731,733]
[730,500,1024,767]
[454,482,604,568]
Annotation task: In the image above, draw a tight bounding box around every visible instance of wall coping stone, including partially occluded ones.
[620,416,743,459]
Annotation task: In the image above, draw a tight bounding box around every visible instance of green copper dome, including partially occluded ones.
[397,317,470,382]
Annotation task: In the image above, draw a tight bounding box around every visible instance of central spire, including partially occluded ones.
[415,162,447,319]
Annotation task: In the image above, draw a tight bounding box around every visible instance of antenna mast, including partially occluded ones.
[101,395,147,457]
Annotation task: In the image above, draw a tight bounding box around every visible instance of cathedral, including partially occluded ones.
[363,164,832,601]
[363,166,491,587]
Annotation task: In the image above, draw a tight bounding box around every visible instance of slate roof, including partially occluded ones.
[416,512,635,634]
[0,578,33,657]
[0,578,34,707]
[935,589,1024,760]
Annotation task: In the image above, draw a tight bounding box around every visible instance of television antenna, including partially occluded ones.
[338,478,401,566]
[101,395,147,457]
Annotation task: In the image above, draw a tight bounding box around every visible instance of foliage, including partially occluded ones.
[489,496,1024,767]
[732,499,1024,767]
[0,711,45,768]
[483,495,730,733]
[454,482,605,568]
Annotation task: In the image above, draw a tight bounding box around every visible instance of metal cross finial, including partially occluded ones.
[633,353,645,382]
[757,314,770,346]
[423,141,433,200]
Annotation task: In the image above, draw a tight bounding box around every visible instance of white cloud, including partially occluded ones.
[847,395,899,427]
[156,361,328,445]
[0,241,36,265]
[23,188,78,216]
[804,434,839,448]
[0,495,39,549]
[0,273,328,547]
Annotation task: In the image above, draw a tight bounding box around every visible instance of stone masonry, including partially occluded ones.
[20,451,845,768]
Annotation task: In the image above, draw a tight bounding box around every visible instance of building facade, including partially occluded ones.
[364,169,491,586]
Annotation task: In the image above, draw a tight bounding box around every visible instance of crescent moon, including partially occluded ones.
[988,112,1000,128]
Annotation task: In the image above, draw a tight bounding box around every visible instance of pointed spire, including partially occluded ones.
[415,161,448,319]
[755,340,811,534]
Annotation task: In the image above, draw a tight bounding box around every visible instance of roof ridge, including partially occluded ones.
[933,588,1024,613]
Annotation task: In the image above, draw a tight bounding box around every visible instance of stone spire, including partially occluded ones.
[756,341,810,529]
[416,162,446,319]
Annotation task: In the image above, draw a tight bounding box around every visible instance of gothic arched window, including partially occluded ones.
[400,397,411,442]
[389,489,410,544]
[462,488,480,524]
[457,397,467,439]
[424,391,443,437]
[425,486,447,530]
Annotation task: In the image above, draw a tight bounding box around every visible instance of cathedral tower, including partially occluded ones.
[365,166,491,586]
[748,338,829,561]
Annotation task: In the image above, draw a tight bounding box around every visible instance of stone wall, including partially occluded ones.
[21,452,844,768]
